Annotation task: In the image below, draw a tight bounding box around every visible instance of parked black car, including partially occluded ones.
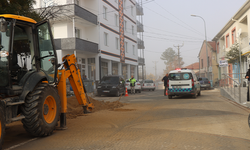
[198,77,211,90]
[97,75,125,97]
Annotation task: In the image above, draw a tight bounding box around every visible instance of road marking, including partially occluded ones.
[4,138,38,150]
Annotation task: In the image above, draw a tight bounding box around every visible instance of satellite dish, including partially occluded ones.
[237,28,242,37]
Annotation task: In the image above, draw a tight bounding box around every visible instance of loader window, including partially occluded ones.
[0,22,11,87]
[37,22,55,83]
[11,25,35,85]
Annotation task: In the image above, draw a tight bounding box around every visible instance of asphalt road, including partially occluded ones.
[3,88,250,150]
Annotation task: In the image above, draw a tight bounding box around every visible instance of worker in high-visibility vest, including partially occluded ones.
[129,75,137,94]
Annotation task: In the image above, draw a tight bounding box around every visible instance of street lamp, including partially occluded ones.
[191,15,209,80]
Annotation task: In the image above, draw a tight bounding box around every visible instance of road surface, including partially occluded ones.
[3,88,250,150]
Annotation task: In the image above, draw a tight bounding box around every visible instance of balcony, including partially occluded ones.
[136,2,144,16]
[137,20,144,32]
[54,38,98,53]
[38,4,97,25]
[138,57,145,65]
[137,38,145,49]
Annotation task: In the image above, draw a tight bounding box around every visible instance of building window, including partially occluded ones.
[232,28,236,44]
[226,34,229,48]
[115,14,118,26]
[132,25,134,35]
[103,6,107,20]
[125,42,128,53]
[112,62,118,75]
[88,58,96,80]
[201,59,203,69]
[122,64,127,79]
[217,42,219,54]
[124,20,127,31]
[130,65,135,76]
[131,6,134,16]
[115,37,119,50]
[75,28,80,38]
[124,0,127,10]
[208,56,210,66]
[81,58,86,79]
[133,45,135,55]
[104,32,108,46]
[101,61,108,78]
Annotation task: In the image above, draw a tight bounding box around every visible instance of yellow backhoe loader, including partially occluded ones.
[0,14,94,149]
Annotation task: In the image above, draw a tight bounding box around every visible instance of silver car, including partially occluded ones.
[142,80,156,91]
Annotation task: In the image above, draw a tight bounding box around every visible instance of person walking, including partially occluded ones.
[245,68,250,103]
[129,75,136,94]
[162,73,169,96]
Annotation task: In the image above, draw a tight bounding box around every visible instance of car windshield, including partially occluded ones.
[144,80,153,83]
[169,73,192,80]
[0,20,11,87]
[101,77,119,84]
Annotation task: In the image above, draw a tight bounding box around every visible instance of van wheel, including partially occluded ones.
[168,95,172,99]
[198,91,201,96]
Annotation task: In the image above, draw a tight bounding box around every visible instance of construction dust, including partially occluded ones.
[67,96,125,119]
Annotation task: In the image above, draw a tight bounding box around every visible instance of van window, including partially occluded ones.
[169,73,192,80]
[101,76,119,84]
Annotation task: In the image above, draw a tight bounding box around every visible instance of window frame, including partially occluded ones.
[103,6,107,20]
[226,33,229,48]
[104,32,108,46]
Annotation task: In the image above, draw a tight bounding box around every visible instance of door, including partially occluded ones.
[35,21,57,83]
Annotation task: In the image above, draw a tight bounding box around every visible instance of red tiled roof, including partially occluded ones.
[184,62,199,70]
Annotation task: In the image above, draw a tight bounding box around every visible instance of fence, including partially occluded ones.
[220,73,248,104]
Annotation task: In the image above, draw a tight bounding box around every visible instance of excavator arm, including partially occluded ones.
[56,54,94,128]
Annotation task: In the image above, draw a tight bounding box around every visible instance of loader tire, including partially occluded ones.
[21,83,61,137]
[0,106,5,150]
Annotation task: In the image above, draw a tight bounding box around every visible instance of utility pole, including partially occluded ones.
[152,61,158,81]
[174,43,184,68]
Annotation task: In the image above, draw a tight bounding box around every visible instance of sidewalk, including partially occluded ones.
[221,86,250,107]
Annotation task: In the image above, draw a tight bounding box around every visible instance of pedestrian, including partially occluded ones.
[245,68,250,103]
[129,75,136,94]
[162,73,169,96]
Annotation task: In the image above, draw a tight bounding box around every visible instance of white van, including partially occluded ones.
[167,68,201,99]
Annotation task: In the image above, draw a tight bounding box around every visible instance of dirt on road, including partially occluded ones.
[67,96,125,119]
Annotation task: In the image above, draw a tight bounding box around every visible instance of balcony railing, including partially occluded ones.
[37,4,97,25]
[136,2,144,16]
[138,57,145,65]
[137,20,144,32]
[54,37,98,53]
[137,38,145,49]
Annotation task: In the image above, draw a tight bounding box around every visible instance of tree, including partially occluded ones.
[146,73,155,81]
[160,47,184,73]
[225,43,245,64]
[0,0,41,21]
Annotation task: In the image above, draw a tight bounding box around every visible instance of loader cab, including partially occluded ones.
[0,14,57,96]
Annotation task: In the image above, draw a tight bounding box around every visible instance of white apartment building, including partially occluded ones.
[212,0,250,81]
[34,0,144,81]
